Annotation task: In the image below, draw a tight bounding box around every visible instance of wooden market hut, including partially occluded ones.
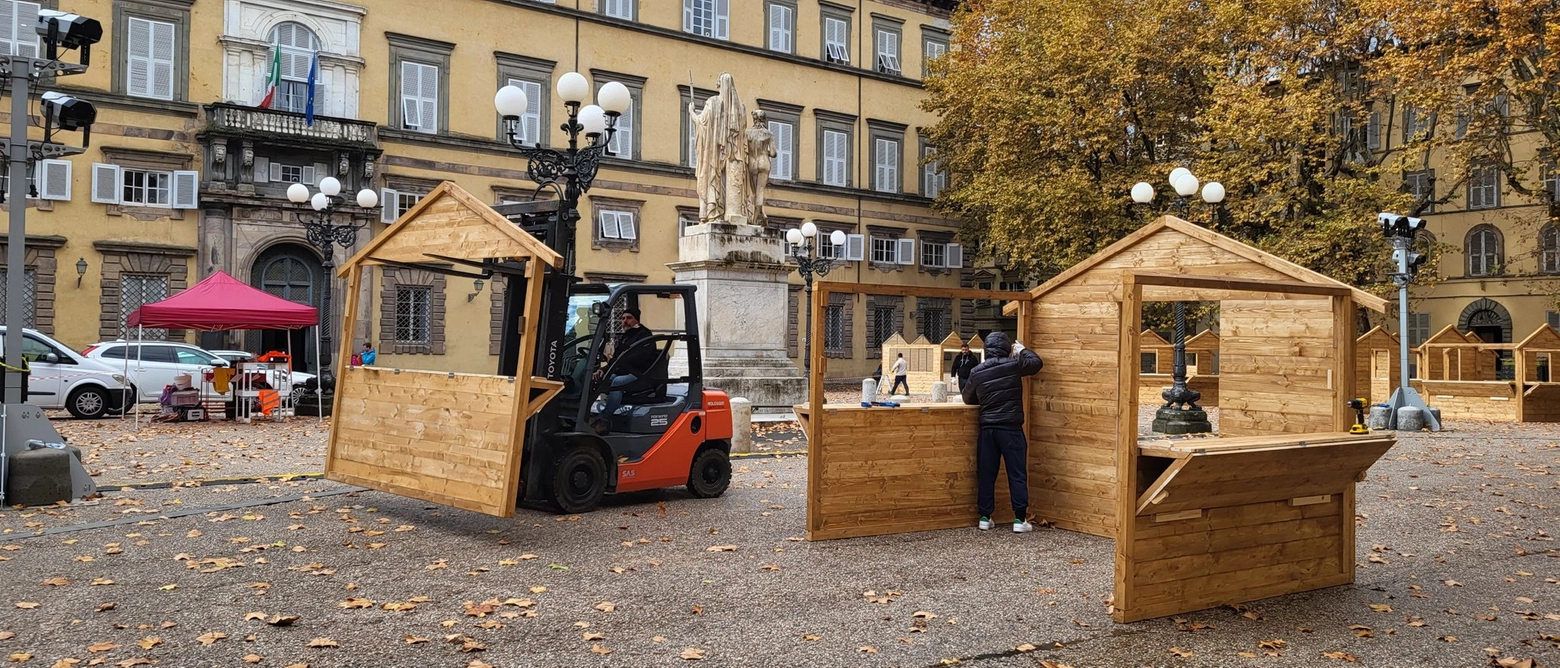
[880,333,943,392]
[1355,326,1401,404]
[798,216,1398,623]
[1410,323,1560,422]
[324,182,563,517]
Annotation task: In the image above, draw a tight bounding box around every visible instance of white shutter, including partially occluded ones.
[400,62,422,130]
[91,163,122,204]
[896,238,916,265]
[302,166,317,186]
[380,188,399,223]
[150,20,175,100]
[171,170,199,209]
[598,210,619,239]
[769,120,792,180]
[255,157,272,183]
[768,4,786,51]
[418,63,439,133]
[945,243,962,269]
[682,0,694,33]
[37,159,70,201]
[845,234,865,261]
[2,2,38,58]
[609,90,633,158]
[714,0,729,39]
[1367,111,1381,149]
[125,17,152,97]
[508,79,543,144]
[618,211,637,239]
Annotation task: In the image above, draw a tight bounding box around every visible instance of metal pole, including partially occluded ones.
[1170,301,1188,396]
[1395,235,1411,392]
[802,272,813,379]
[319,254,333,373]
[4,56,33,404]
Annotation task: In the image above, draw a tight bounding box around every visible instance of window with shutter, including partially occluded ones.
[923,143,946,198]
[37,159,70,201]
[767,3,793,53]
[601,0,633,19]
[171,171,199,209]
[607,87,634,158]
[506,79,544,144]
[599,210,622,239]
[769,120,793,180]
[683,0,726,38]
[1366,111,1381,150]
[875,29,900,74]
[845,234,865,261]
[874,138,899,193]
[870,236,897,263]
[1468,164,1500,210]
[125,17,153,98]
[0,267,36,328]
[824,17,849,63]
[822,129,848,186]
[0,2,39,58]
[401,61,439,133]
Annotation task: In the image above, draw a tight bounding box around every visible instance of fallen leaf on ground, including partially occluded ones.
[590,644,611,655]
[242,655,262,664]
[266,615,299,626]
[13,603,39,610]
[680,648,706,660]
[243,612,266,621]
[306,638,339,648]
[1169,647,1194,658]
[6,654,29,663]
[338,598,373,609]
[40,578,69,587]
[1322,651,1359,662]
[0,632,13,640]
[136,637,161,650]
[705,545,736,552]
[86,643,117,653]
[1015,643,1037,652]
[1368,604,1393,613]
[196,632,227,645]
[594,602,616,613]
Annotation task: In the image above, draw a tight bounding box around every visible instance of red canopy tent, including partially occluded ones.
[127,270,317,330]
[124,271,321,425]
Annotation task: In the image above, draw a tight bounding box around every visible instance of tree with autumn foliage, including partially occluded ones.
[922,0,1418,292]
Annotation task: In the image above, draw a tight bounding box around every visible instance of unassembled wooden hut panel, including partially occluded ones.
[1216,299,1338,437]
[1412,381,1519,421]
[328,367,522,516]
[804,404,1010,540]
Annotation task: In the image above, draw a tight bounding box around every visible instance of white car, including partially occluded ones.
[82,342,313,403]
[0,326,133,419]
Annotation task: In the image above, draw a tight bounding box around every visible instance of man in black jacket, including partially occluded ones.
[949,344,978,391]
[597,309,659,429]
[961,331,1043,532]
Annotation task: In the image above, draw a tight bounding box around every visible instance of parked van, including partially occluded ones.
[0,327,133,419]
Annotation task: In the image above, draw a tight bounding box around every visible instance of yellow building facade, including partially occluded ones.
[1,0,990,384]
[1370,108,1559,354]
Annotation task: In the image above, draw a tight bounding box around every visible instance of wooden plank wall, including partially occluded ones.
[1521,384,1560,422]
[1120,494,1353,621]
[1217,299,1338,436]
[326,367,521,517]
[1411,380,1519,421]
[806,404,1009,540]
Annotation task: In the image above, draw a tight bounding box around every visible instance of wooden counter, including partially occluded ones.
[1116,431,1395,622]
[796,402,1012,541]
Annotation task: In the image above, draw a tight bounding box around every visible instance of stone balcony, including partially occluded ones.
[200,103,379,150]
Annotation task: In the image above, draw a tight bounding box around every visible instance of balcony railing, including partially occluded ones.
[203,103,378,147]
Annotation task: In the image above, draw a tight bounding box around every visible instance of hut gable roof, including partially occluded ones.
[1356,326,1400,347]
[1139,329,1172,347]
[1422,324,1469,346]
[1013,216,1386,312]
[339,181,562,275]
[1516,324,1560,349]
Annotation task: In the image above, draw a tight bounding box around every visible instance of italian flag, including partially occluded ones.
[258,47,281,109]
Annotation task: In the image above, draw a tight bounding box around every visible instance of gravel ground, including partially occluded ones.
[52,414,329,486]
[0,414,1555,667]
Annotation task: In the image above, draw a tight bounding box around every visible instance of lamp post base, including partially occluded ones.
[295,392,333,418]
[1152,406,1212,435]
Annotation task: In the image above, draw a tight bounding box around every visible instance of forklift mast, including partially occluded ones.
[492,199,576,383]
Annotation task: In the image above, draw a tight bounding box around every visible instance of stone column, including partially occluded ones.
[668,222,806,408]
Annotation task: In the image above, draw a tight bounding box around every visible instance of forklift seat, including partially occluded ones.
[621,340,674,405]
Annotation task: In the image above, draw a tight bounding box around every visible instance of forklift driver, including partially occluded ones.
[592,308,661,433]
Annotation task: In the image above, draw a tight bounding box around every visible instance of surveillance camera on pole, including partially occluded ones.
[36,10,102,64]
[1378,211,1441,432]
[1,4,102,507]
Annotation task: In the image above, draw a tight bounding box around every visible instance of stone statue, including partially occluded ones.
[743,109,776,224]
[689,73,748,222]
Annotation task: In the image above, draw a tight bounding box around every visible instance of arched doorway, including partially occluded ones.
[249,244,322,373]
[1458,298,1514,379]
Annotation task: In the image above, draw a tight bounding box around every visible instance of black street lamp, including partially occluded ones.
[784,222,848,379]
[287,178,377,383]
[1131,168,1225,435]
[494,72,629,276]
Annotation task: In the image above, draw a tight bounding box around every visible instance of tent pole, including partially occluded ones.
[134,325,143,431]
[120,333,130,422]
[285,332,293,423]
[314,325,323,425]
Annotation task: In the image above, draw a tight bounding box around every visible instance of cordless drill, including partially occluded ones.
[1347,398,1369,434]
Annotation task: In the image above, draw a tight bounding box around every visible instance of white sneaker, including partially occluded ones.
[1013,520,1034,533]
[978,517,994,531]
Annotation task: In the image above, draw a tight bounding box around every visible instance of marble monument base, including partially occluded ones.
[669,221,807,409]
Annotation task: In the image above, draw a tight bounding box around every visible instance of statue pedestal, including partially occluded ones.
[669,221,806,409]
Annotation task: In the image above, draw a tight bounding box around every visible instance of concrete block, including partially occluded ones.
[861,378,877,404]
[931,381,948,403]
[1396,405,1424,431]
[1367,405,1391,430]
[1427,406,1441,425]
[729,397,753,454]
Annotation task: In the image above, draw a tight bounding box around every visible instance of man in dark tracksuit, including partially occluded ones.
[961,331,1043,532]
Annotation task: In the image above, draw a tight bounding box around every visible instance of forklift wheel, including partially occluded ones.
[549,444,608,514]
[686,446,732,499]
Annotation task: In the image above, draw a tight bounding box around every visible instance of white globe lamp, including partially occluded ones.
[494,85,529,118]
[310,192,329,211]
[318,176,342,197]
[356,189,379,209]
[830,230,848,246]
[785,228,804,245]
[557,72,590,105]
[1201,181,1226,204]
[286,183,309,204]
[579,105,608,136]
[1130,182,1154,204]
[598,82,631,115]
